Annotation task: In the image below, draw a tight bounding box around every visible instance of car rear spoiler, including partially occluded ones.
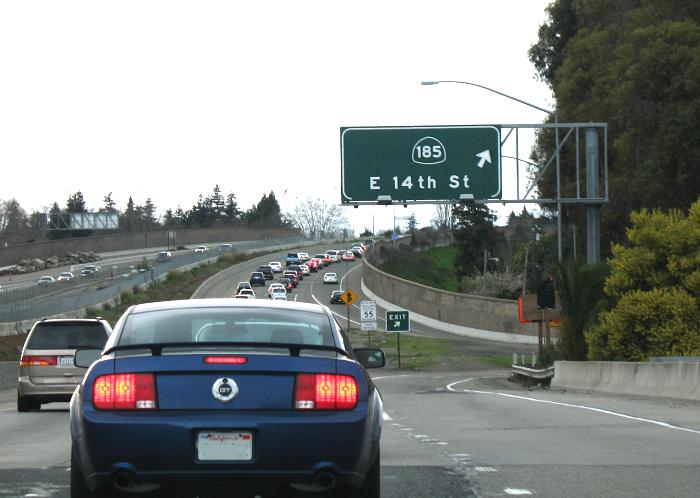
[103,342,351,358]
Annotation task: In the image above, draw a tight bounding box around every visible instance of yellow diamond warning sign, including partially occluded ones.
[340,288,358,305]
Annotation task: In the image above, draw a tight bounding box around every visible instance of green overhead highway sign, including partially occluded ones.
[340,126,501,204]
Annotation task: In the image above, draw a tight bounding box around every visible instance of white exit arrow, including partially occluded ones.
[394,321,401,328]
[476,150,491,168]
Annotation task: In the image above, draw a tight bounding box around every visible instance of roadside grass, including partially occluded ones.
[0,251,257,361]
[349,329,512,371]
[379,246,460,292]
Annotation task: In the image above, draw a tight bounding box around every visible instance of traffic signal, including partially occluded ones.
[537,275,556,309]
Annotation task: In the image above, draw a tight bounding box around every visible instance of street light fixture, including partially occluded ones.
[421,79,564,261]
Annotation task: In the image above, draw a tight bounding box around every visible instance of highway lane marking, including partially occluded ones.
[372,374,410,380]
[382,412,393,421]
[505,489,533,495]
[446,378,700,436]
[474,467,498,472]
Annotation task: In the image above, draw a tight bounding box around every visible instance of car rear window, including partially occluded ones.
[119,307,336,347]
[27,322,108,350]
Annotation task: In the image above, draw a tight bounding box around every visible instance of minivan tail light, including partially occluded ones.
[93,373,157,410]
[20,355,57,366]
[294,374,358,410]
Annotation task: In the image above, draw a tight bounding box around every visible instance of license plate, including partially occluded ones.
[197,431,253,461]
[59,356,74,367]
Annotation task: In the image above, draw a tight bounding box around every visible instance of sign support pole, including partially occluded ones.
[397,333,401,369]
[538,310,544,363]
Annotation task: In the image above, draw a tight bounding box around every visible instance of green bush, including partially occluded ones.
[585,200,700,360]
[586,288,700,361]
[120,289,134,304]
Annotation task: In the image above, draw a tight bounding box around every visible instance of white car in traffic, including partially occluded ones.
[323,272,339,284]
[235,288,256,299]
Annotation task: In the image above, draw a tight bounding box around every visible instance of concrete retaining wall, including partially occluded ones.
[552,361,700,401]
[363,240,539,338]
[0,226,301,267]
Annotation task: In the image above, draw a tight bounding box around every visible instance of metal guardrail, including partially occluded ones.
[511,365,555,380]
[0,237,305,323]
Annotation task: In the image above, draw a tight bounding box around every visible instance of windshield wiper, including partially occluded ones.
[103,341,350,358]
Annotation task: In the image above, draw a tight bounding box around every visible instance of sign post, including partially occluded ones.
[386,310,410,368]
[360,300,377,346]
[341,126,501,204]
[340,288,358,331]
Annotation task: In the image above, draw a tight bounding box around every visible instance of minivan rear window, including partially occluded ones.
[27,322,108,350]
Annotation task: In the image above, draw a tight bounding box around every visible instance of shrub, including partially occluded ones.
[460,270,522,300]
[586,288,700,360]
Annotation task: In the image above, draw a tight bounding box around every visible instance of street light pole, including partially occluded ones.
[421,80,564,261]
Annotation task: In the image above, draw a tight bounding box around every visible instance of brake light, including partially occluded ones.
[20,355,57,366]
[93,373,157,410]
[204,356,247,364]
[294,374,358,410]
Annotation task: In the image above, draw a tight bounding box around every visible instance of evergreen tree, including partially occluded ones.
[101,192,117,212]
[224,193,242,223]
[247,191,283,228]
[123,196,136,232]
[143,198,158,229]
[452,202,498,277]
[406,213,418,233]
[66,191,86,212]
[529,0,700,249]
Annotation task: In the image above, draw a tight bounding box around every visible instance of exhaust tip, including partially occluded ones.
[113,471,133,490]
[314,470,337,490]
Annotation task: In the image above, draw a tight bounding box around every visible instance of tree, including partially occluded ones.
[0,199,28,235]
[585,201,700,360]
[224,193,242,223]
[246,191,284,228]
[142,198,158,229]
[122,196,136,232]
[529,1,700,250]
[209,185,225,222]
[452,202,499,277]
[66,191,87,212]
[289,198,350,238]
[101,192,117,213]
[406,213,418,233]
[555,260,609,360]
[431,204,454,230]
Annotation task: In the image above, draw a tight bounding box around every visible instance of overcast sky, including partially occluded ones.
[0,0,554,235]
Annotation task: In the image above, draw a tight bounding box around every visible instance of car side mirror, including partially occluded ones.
[354,348,385,369]
[74,349,102,368]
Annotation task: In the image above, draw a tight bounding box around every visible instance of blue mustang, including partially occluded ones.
[70,299,384,497]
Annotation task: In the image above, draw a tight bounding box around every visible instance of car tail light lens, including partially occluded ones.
[204,356,247,364]
[294,374,358,410]
[20,355,57,366]
[93,373,157,410]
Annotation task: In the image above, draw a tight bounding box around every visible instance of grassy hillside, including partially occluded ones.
[379,246,460,292]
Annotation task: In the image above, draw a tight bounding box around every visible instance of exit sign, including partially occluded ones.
[385,310,410,332]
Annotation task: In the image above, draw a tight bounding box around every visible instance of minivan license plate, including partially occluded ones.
[59,356,74,367]
[197,432,252,461]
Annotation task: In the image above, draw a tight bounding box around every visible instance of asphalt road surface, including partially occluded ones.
[2,246,699,497]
